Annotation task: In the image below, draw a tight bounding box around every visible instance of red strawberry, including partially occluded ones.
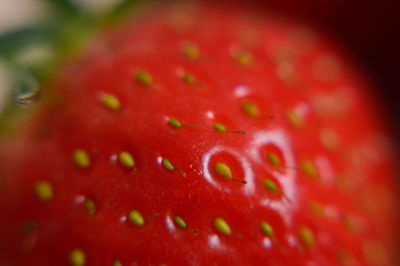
[0,1,397,266]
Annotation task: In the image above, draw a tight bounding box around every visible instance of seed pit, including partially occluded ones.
[203,146,255,195]
[209,153,247,186]
[259,144,289,172]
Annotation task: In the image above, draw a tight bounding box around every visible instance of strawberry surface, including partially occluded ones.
[0,2,397,266]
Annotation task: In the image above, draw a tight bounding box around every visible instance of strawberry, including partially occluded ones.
[0,1,397,266]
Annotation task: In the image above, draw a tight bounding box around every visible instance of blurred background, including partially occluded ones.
[0,0,399,141]
[0,0,123,107]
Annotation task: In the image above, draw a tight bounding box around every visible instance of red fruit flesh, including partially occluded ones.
[0,2,397,266]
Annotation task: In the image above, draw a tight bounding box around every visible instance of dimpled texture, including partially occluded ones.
[0,2,397,266]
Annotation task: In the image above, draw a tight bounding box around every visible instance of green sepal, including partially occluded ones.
[0,0,147,136]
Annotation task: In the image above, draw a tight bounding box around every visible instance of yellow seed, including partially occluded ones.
[69,248,85,266]
[162,158,175,171]
[263,179,278,192]
[118,151,135,168]
[266,153,280,166]
[320,128,340,150]
[128,210,145,226]
[34,181,53,202]
[233,51,254,67]
[213,123,227,132]
[73,149,90,168]
[312,55,340,82]
[336,249,355,266]
[170,10,194,33]
[308,201,324,216]
[182,42,199,60]
[101,93,121,111]
[286,110,303,128]
[260,221,274,237]
[182,72,196,85]
[174,216,187,228]
[113,260,122,266]
[342,214,363,233]
[301,160,318,178]
[298,226,315,248]
[169,118,182,128]
[214,162,232,179]
[276,62,296,83]
[241,101,259,117]
[213,217,231,235]
[362,241,388,265]
[84,199,96,215]
[135,70,153,87]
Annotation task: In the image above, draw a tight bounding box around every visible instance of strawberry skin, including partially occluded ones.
[0,1,397,266]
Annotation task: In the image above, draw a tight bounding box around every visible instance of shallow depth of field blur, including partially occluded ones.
[0,0,122,107]
[0,0,399,264]
[0,0,399,139]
